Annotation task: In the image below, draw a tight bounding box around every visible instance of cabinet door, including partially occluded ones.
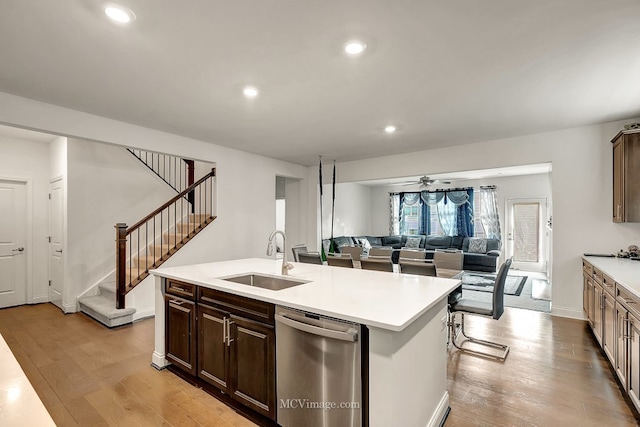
[628,314,640,412]
[229,315,276,420]
[593,284,603,344]
[603,293,616,363]
[583,273,589,316]
[587,278,595,326]
[198,304,229,392]
[615,304,628,390]
[165,295,197,376]
[613,138,624,222]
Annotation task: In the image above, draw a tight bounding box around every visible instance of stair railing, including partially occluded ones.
[115,168,216,309]
[127,148,195,195]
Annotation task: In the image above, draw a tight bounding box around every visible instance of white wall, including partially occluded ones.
[309,119,640,319]
[65,138,177,310]
[321,182,372,238]
[0,135,51,303]
[0,91,309,314]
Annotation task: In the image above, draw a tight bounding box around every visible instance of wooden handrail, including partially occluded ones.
[126,168,215,232]
[115,167,216,309]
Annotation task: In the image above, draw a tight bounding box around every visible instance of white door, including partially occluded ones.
[0,180,27,308]
[49,179,64,309]
[505,198,547,272]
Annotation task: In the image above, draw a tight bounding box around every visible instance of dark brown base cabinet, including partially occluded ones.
[164,279,276,421]
[583,260,640,414]
[165,295,197,376]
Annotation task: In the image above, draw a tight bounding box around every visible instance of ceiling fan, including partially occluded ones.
[400,175,454,188]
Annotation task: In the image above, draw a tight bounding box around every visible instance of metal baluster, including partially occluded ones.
[137,228,140,281]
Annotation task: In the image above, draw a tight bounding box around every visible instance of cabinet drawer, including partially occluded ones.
[592,267,604,285]
[603,274,616,296]
[583,261,592,276]
[166,279,196,300]
[199,287,275,326]
[617,286,640,318]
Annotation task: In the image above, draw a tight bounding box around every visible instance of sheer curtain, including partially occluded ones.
[436,198,457,236]
[479,186,501,240]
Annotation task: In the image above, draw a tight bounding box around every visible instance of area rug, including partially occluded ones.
[462,272,528,296]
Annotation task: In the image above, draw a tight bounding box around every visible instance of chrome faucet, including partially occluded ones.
[266,230,294,275]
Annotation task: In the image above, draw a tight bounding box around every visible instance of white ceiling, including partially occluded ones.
[0,1,639,166]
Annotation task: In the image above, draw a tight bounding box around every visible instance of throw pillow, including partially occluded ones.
[405,236,421,249]
[358,237,372,255]
[468,238,487,254]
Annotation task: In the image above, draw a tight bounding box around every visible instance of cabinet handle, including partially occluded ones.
[624,299,637,304]
[222,318,227,343]
[227,320,235,347]
[617,205,621,220]
[170,299,184,306]
[172,286,186,292]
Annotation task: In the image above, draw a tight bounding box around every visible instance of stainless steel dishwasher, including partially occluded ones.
[275,306,363,427]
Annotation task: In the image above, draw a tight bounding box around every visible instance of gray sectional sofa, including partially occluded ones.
[323,234,501,272]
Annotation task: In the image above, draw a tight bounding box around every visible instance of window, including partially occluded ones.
[403,205,420,235]
[429,204,443,236]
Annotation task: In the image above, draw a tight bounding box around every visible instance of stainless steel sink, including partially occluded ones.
[219,273,309,291]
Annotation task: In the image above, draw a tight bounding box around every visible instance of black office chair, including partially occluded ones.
[399,260,436,276]
[297,252,323,265]
[326,254,354,268]
[448,258,512,361]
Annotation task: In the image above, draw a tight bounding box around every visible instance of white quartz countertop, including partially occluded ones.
[0,334,55,426]
[583,256,640,298]
[151,258,461,331]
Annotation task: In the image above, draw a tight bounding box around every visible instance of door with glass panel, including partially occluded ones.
[505,198,547,272]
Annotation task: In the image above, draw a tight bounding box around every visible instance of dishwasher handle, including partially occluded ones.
[275,313,358,342]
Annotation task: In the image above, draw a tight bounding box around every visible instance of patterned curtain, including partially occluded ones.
[479,187,501,239]
[422,189,474,236]
[389,193,400,235]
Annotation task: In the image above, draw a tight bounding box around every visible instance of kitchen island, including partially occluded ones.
[150,258,461,427]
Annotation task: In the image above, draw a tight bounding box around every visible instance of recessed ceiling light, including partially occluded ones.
[104,4,135,24]
[385,125,397,134]
[243,86,259,98]
[344,41,366,55]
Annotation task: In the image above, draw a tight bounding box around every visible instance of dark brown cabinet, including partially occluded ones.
[197,304,229,393]
[165,294,197,376]
[229,315,275,419]
[164,280,276,421]
[612,129,640,222]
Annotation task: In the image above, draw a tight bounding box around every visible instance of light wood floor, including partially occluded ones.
[0,303,637,426]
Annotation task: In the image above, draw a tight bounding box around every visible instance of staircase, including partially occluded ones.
[78,149,216,328]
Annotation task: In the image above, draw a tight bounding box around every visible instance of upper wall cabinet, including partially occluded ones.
[612,129,640,223]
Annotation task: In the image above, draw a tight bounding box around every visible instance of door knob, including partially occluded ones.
[12,247,24,252]
[55,249,63,253]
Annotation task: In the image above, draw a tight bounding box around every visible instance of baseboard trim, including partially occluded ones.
[29,296,50,304]
[551,306,585,320]
[428,391,450,427]
[152,351,169,370]
[63,301,77,313]
[133,307,155,321]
